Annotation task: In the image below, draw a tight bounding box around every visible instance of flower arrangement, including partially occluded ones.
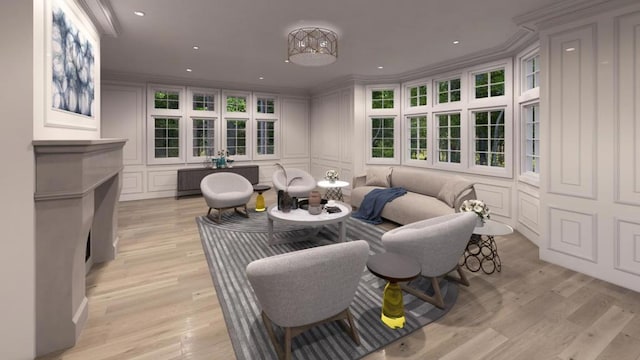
[217,149,228,157]
[325,169,339,183]
[460,199,490,223]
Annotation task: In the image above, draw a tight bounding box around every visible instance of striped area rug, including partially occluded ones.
[196,211,458,360]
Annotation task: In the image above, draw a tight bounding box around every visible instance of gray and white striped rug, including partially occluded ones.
[196,211,458,360]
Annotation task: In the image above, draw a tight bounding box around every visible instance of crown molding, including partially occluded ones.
[101,70,311,97]
[78,0,119,37]
[514,0,639,31]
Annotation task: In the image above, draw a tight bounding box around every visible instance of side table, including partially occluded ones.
[366,252,421,329]
[252,184,271,212]
[460,219,513,274]
[317,180,349,201]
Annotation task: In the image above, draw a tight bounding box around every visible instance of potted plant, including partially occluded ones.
[460,199,490,227]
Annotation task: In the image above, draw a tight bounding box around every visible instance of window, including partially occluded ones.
[371,118,395,158]
[436,113,461,164]
[408,115,428,160]
[437,78,461,104]
[226,119,247,156]
[153,118,180,158]
[523,104,539,174]
[256,120,275,155]
[193,93,215,111]
[524,55,540,91]
[408,85,427,107]
[474,69,505,98]
[226,95,247,113]
[473,109,505,167]
[371,90,395,109]
[154,90,180,109]
[192,118,215,157]
[257,98,275,114]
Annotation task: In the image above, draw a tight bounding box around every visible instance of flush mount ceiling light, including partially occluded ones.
[287,27,338,66]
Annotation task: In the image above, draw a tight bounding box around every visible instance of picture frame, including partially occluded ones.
[44,0,100,130]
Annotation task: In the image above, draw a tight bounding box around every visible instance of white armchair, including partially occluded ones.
[272,167,316,198]
[381,212,477,308]
[200,172,253,223]
[246,240,369,360]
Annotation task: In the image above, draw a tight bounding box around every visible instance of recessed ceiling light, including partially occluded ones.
[133,11,145,17]
[565,47,576,52]
[192,45,199,50]
[377,66,384,69]
[284,59,290,63]
[186,68,192,72]
[453,40,460,44]
[259,76,264,80]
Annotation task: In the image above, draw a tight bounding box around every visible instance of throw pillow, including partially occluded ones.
[437,176,474,208]
[365,167,392,187]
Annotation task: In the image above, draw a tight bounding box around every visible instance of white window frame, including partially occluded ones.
[366,84,401,164]
[253,118,279,160]
[520,101,540,185]
[186,87,219,163]
[403,78,430,114]
[404,113,432,166]
[468,60,512,108]
[146,84,185,164]
[366,84,400,116]
[254,93,279,119]
[223,118,251,161]
[516,44,540,186]
[518,46,541,103]
[434,75,463,107]
[433,111,466,170]
[223,90,251,118]
[367,116,400,164]
[468,107,512,177]
[222,90,251,161]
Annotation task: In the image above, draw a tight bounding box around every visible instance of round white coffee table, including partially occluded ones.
[317,180,350,201]
[461,219,513,274]
[267,202,352,245]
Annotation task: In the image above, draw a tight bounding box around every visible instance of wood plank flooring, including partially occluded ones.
[38,192,640,359]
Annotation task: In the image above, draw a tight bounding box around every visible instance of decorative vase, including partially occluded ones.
[476,216,485,227]
[278,190,293,213]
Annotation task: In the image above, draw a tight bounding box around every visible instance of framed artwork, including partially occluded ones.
[45,0,100,130]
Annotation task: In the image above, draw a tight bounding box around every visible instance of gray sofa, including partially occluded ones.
[351,166,476,225]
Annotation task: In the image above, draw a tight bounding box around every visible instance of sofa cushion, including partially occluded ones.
[365,167,392,187]
[390,167,449,197]
[436,176,475,208]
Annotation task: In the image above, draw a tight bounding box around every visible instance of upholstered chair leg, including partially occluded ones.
[284,327,293,360]
[207,207,212,215]
[217,209,222,223]
[400,277,445,309]
[345,309,361,345]
[261,312,285,360]
[455,266,470,286]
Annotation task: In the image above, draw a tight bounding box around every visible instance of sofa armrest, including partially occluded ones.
[352,174,367,188]
[454,186,477,212]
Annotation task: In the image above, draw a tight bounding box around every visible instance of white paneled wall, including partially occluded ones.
[540,4,640,292]
[101,81,310,201]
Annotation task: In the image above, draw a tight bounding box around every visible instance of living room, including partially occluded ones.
[2,0,640,359]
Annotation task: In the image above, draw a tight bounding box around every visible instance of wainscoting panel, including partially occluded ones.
[517,190,540,234]
[549,207,597,262]
[615,12,640,205]
[101,83,145,166]
[148,170,178,192]
[548,25,597,199]
[281,97,310,159]
[340,89,354,164]
[615,218,640,276]
[121,171,143,195]
[474,183,511,218]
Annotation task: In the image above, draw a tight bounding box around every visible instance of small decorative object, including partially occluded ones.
[460,199,490,227]
[325,169,339,183]
[308,191,323,215]
[217,149,228,168]
[226,158,234,168]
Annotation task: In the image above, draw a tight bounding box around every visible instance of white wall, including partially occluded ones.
[101,81,310,201]
[539,3,640,292]
[0,1,36,358]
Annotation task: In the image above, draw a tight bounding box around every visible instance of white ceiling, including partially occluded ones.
[100,0,558,92]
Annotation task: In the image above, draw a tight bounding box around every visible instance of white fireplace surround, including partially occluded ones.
[33,138,126,356]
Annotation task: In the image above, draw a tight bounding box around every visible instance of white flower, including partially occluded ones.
[460,199,490,219]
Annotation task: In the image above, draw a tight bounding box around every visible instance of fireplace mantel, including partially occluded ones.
[33,138,126,356]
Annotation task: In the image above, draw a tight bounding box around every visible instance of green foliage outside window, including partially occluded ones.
[409,85,427,107]
[438,79,461,103]
[371,117,394,158]
[475,69,505,98]
[226,96,247,112]
[155,91,180,109]
[371,90,394,109]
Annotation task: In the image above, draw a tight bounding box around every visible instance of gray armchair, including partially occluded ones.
[200,172,253,223]
[246,240,369,360]
[272,167,316,198]
[381,212,477,308]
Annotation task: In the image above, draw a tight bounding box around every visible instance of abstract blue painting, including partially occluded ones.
[51,5,95,117]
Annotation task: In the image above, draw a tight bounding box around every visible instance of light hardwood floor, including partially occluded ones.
[39,191,640,360]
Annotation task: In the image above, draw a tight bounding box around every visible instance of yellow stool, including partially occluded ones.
[253,184,271,212]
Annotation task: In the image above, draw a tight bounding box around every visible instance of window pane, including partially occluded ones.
[450,79,461,90]
[476,86,488,98]
[490,70,504,83]
[439,93,448,103]
[451,90,461,102]
[475,73,488,86]
[490,84,504,97]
